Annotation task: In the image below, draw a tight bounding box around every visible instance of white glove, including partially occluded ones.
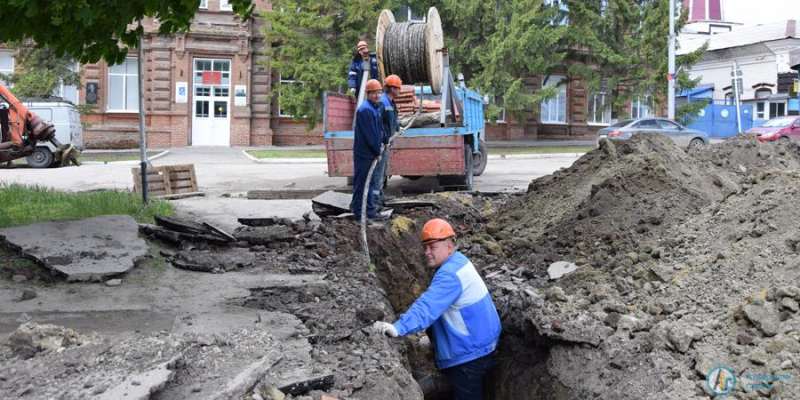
[372,321,398,337]
[347,88,356,96]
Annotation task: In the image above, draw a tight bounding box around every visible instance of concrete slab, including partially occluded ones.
[0,215,147,282]
[311,190,352,216]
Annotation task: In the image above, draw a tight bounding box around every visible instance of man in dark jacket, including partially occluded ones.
[371,74,402,205]
[348,41,380,98]
[350,79,387,221]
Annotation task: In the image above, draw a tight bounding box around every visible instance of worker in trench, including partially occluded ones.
[371,74,402,207]
[373,218,502,400]
[347,40,380,98]
[350,79,389,221]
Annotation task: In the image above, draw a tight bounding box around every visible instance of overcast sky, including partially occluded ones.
[724,0,800,25]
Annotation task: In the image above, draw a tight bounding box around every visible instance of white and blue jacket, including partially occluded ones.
[393,251,502,369]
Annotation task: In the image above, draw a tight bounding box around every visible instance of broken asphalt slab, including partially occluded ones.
[0,215,147,282]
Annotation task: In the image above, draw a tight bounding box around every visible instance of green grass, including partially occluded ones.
[491,146,595,155]
[0,183,174,228]
[80,152,160,163]
[247,149,328,159]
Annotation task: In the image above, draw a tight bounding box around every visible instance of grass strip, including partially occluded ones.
[0,183,174,228]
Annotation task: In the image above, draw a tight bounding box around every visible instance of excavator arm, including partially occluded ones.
[0,85,80,166]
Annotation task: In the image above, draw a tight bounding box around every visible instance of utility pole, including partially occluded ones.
[138,21,148,204]
[668,0,676,120]
[732,60,743,133]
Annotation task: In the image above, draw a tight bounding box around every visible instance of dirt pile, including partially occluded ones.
[487,135,800,399]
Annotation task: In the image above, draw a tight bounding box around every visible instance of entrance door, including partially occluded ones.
[192,58,231,146]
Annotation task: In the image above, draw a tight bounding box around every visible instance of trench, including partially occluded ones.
[365,216,575,400]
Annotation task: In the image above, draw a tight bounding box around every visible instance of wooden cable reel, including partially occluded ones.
[376,7,444,94]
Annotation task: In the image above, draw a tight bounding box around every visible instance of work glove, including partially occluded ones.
[372,321,398,338]
[347,88,356,96]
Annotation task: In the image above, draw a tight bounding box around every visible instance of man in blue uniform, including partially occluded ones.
[350,79,387,221]
[371,74,402,205]
[347,41,380,98]
[373,218,502,400]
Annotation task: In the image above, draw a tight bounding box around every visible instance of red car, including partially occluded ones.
[746,116,800,142]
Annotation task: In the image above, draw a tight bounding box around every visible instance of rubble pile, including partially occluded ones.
[485,135,800,399]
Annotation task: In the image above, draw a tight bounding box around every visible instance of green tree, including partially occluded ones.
[0,43,81,99]
[262,0,392,128]
[564,0,708,120]
[0,0,254,64]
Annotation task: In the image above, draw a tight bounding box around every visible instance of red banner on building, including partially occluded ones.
[202,71,222,85]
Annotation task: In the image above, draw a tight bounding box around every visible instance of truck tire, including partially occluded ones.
[439,143,474,191]
[472,140,488,176]
[26,147,54,168]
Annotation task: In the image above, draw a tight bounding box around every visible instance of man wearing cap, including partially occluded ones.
[351,79,388,221]
[373,218,501,400]
[348,41,380,98]
[371,74,402,206]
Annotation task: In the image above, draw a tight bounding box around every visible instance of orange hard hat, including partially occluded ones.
[421,218,456,244]
[366,79,382,93]
[385,74,402,88]
[357,41,369,50]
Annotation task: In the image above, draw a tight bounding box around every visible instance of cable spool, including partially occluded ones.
[376,7,444,94]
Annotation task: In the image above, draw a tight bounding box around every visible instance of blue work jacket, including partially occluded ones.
[353,100,383,160]
[393,252,502,369]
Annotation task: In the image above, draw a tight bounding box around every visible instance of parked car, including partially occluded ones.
[597,118,710,149]
[745,116,800,143]
[22,98,84,168]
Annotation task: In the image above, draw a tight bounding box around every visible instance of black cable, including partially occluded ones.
[383,22,429,85]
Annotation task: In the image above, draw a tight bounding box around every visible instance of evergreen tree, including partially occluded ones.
[565,0,708,121]
[262,0,392,127]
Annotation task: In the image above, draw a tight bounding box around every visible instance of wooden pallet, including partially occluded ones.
[131,164,200,198]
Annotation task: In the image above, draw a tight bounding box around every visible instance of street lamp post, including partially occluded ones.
[668,0,676,120]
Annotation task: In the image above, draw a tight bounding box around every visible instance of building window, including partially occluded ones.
[220,0,232,11]
[495,96,506,124]
[0,52,14,86]
[398,5,425,22]
[107,57,138,112]
[756,102,766,120]
[541,74,567,124]
[544,0,569,26]
[724,92,735,105]
[769,102,786,119]
[587,82,611,125]
[630,95,653,119]
[53,62,79,104]
[199,0,208,9]
[278,75,295,117]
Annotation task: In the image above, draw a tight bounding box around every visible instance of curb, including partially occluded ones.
[243,150,328,164]
[488,153,586,160]
[81,150,171,166]
[241,152,585,164]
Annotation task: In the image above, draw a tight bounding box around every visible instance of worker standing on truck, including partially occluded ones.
[373,218,501,400]
[350,79,387,221]
[347,41,380,98]
[371,74,402,205]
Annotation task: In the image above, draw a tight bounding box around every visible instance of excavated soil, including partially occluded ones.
[486,134,800,399]
[6,134,800,400]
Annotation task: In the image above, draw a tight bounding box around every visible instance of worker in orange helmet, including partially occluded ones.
[371,74,403,206]
[350,79,387,221]
[373,218,501,400]
[347,40,380,98]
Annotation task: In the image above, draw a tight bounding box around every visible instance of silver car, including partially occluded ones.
[597,118,710,149]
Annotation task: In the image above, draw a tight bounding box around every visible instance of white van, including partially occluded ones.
[23,98,84,168]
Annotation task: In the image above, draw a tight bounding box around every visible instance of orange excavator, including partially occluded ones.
[0,85,80,167]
